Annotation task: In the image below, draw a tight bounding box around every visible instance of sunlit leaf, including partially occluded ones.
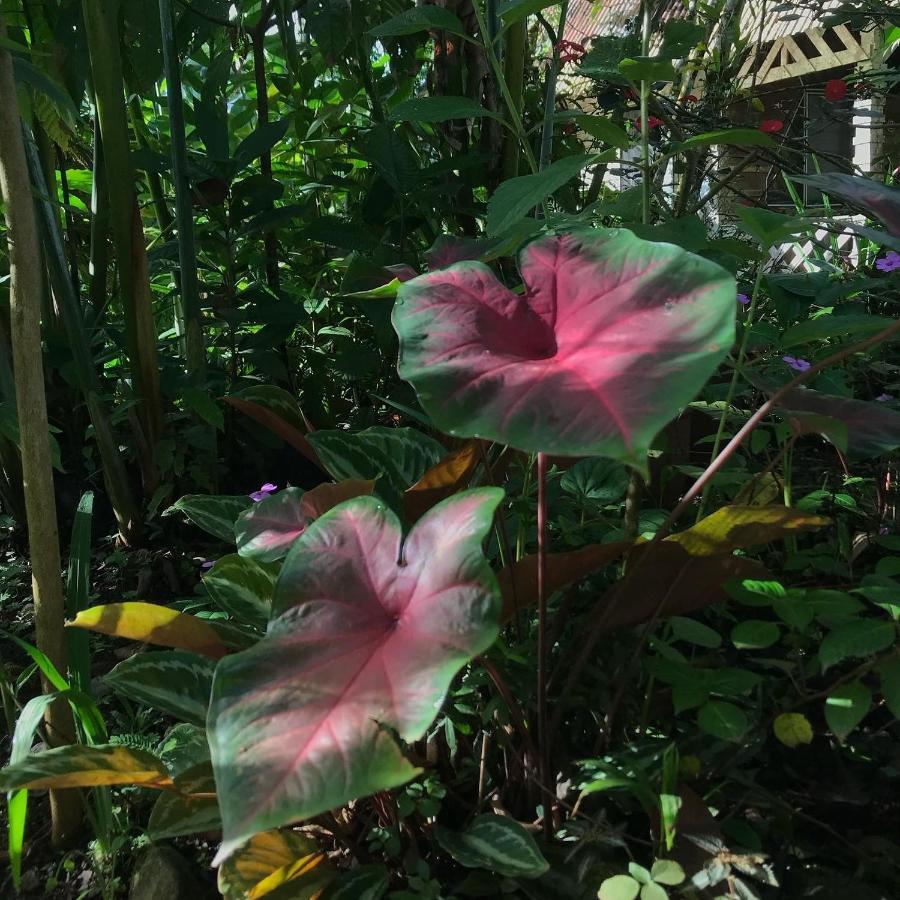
[773,712,813,748]
[394,229,735,470]
[666,506,830,556]
[68,603,227,659]
[0,744,172,791]
[235,481,374,563]
[404,441,481,521]
[824,681,872,742]
[208,489,503,863]
[218,829,323,900]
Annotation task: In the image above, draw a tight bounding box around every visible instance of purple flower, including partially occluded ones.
[249,482,278,502]
[782,355,812,372]
[876,393,893,402]
[876,251,900,272]
[201,559,216,570]
[737,293,751,306]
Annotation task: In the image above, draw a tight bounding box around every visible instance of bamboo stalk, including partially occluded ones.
[82,0,164,452]
[0,9,81,845]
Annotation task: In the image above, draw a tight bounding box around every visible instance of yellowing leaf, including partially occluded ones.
[218,830,325,900]
[68,603,227,659]
[773,712,813,748]
[667,506,830,557]
[0,744,172,791]
[248,851,329,899]
[404,441,482,521]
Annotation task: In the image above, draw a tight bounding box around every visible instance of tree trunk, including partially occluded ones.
[0,9,81,846]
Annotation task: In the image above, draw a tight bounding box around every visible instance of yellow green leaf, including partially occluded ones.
[0,744,172,791]
[67,602,227,659]
[773,712,814,748]
[218,829,326,900]
[248,851,329,899]
[667,506,830,557]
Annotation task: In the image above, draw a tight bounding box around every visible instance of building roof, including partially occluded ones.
[563,0,845,46]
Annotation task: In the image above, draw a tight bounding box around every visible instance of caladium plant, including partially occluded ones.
[207,488,504,863]
[393,228,736,471]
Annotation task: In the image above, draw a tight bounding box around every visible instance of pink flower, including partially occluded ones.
[876,251,900,272]
[760,119,784,134]
[876,393,893,402]
[824,79,848,102]
[249,482,278,502]
[737,293,751,305]
[783,355,811,372]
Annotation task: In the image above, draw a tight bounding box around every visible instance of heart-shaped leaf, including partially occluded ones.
[235,481,375,563]
[208,489,503,863]
[393,229,735,471]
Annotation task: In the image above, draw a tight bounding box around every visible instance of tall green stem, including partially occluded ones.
[538,0,569,171]
[82,0,164,453]
[500,18,528,180]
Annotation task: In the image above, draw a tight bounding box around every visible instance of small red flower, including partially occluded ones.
[562,122,577,135]
[680,94,698,103]
[623,88,638,102]
[554,39,586,63]
[636,116,664,131]
[824,78,847,102]
[760,119,784,134]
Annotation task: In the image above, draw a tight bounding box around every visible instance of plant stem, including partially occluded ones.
[640,0,651,226]
[0,9,81,845]
[536,451,551,837]
[696,262,766,520]
[500,18,528,180]
[473,2,539,174]
[538,0,569,171]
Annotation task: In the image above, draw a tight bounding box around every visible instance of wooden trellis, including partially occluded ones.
[738,25,869,86]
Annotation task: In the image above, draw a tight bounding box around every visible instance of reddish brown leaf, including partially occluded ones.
[403,441,482,521]
[598,543,770,634]
[499,541,633,622]
[223,396,324,472]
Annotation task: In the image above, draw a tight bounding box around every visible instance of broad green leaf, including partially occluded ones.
[735,206,807,248]
[662,20,706,56]
[824,682,872,742]
[218,829,323,900]
[667,506,829,557]
[148,763,220,841]
[640,883,669,900]
[781,314,894,348]
[697,700,748,742]
[306,0,351,63]
[435,814,549,879]
[69,603,227,659]
[619,56,675,82]
[306,426,444,509]
[576,115,632,150]
[390,96,503,123]
[878,658,900,718]
[598,875,641,900]
[486,154,595,235]
[819,619,895,671]
[157,724,210,778]
[320,866,390,899]
[0,744,171,791]
[164,494,252,543]
[678,128,777,152]
[369,6,466,38]
[650,859,685,886]
[731,620,780,650]
[235,481,375,564]
[394,228,735,469]
[560,458,630,503]
[669,616,722,649]
[790,173,900,235]
[628,863,652,884]
[498,0,559,24]
[204,554,278,628]
[773,712,813,748]
[234,119,290,168]
[104,651,216,727]
[208,490,503,863]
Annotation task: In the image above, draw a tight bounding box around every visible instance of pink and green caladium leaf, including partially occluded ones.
[392,228,736,473]
[234,480,375,563]
[207,488,504,864]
